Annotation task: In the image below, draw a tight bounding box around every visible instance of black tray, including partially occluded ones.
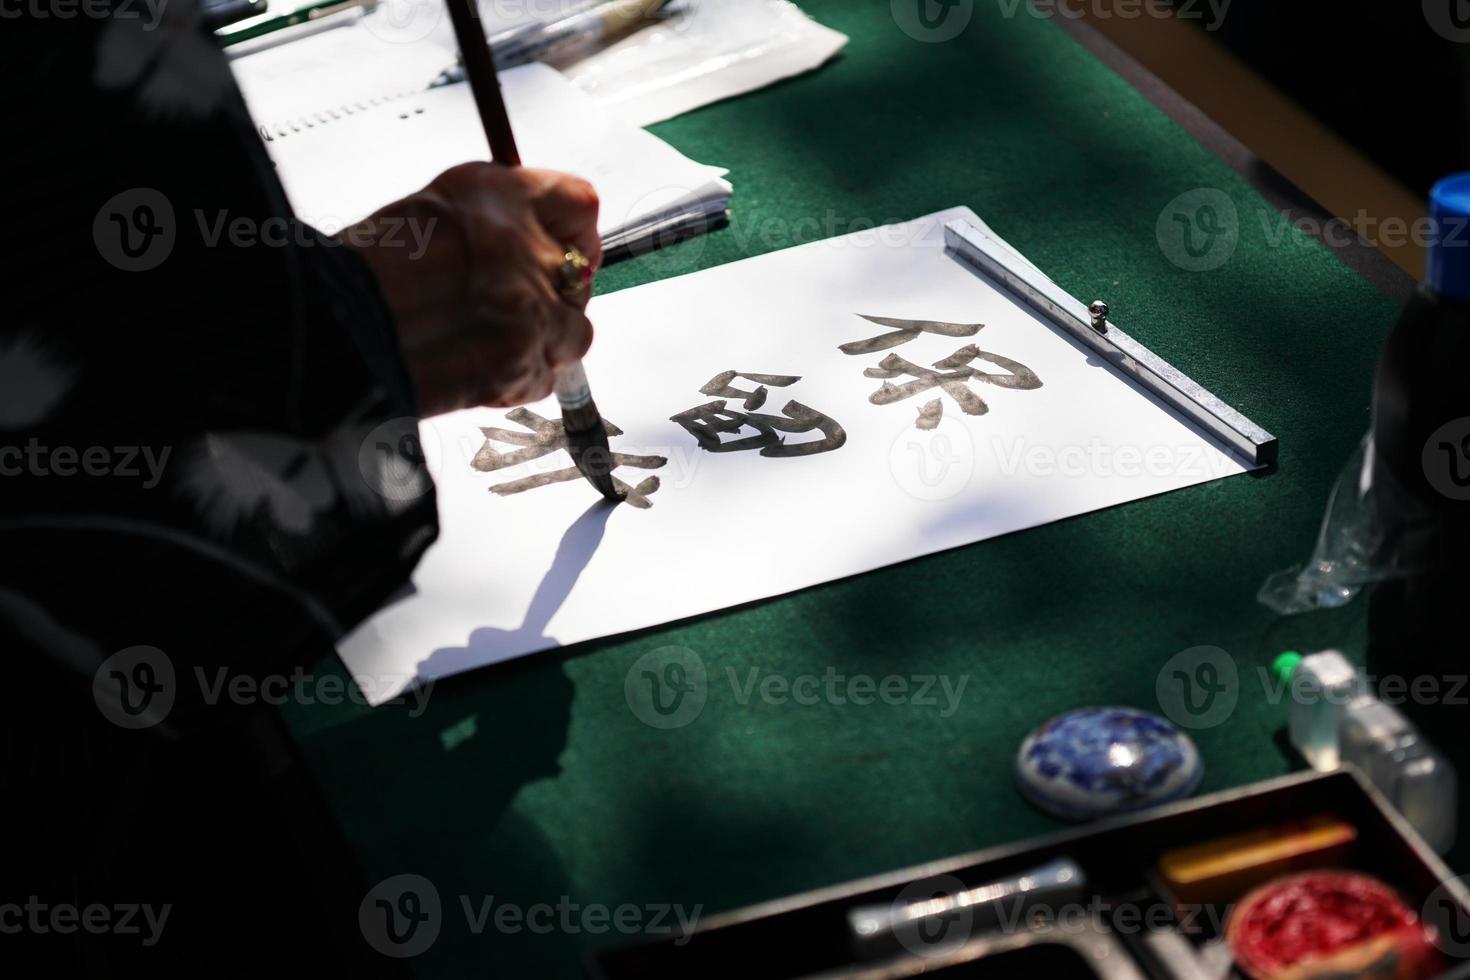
[588,770,1470,979]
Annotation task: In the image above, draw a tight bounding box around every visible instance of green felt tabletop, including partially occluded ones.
[280,2,1414,974]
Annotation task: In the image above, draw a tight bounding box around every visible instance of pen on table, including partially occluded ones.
[202,0,269,31]
[443,0,625,504]
[217,0,376,49]
[431,0,671,88]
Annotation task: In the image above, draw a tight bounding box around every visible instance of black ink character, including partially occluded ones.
[695,370,801,410]
[838,314,983,356]
[471,408,666,508]
[915,399,943,431]
[840,316,1042,428]
[671,372,846,457]
[865,344,1042,419]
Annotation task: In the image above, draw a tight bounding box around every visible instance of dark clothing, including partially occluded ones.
[2,6,436,974]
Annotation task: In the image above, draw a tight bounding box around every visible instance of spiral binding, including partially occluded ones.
[256,88,424,143]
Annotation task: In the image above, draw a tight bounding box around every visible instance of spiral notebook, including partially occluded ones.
[248,61,732,255]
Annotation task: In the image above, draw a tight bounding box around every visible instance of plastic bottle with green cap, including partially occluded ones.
[1273,650,1456,854]
[1273,649,1363,771]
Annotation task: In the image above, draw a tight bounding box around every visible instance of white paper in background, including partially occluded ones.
[226,0,586,121]
[563,0,849,127]
[226,14,455,128]
[338,208,1253,705]
[228,0,845,130]
[258,63,728,237]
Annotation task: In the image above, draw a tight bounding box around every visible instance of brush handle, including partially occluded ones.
[444,0,611,454]
[554,363,602,433]
[444,0,521,165]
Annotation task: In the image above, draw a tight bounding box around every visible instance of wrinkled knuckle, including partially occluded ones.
[406,189,456,231]
[514,347,546,389]
[566,177,599,212]
[569,314,594,360]
[473,161,515,186]
[544,313,592,369]
[433,162,486,194]
[506,167,542,198]
[478,282,543,329]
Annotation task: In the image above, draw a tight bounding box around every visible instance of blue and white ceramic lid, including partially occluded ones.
[1014,706,1203,821]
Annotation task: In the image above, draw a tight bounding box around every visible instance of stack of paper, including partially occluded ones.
[227,0,847,127]
[561,0,849,126]
[251,62,731,254]
[225,11,456,129]
[226,0,848,252]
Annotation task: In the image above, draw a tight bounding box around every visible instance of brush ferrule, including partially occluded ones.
[554,362,593,412]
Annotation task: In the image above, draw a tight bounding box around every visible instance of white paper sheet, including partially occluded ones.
[338,208,1251,705]
[225,14,456,128]
[256,62,729,238]
[562,0,849,127]
[227,0,845,129]
[225,0,591,118]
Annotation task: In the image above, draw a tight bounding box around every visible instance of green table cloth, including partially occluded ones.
[281,2,1410,973]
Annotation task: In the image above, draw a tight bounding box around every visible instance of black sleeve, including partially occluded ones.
[0,3,440,726]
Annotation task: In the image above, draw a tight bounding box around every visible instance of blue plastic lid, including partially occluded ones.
[1429,173,1470,300]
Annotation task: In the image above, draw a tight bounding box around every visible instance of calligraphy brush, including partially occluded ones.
[443,0,624,503]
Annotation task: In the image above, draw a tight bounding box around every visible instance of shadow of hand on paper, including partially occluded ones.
[367,499,621,970]
[417,497,617,682]
[298,499,617,855]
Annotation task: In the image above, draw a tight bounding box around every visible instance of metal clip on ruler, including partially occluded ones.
[944,219,1277,468]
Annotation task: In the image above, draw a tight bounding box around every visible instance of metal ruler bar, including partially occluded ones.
[943,219,1277,468]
